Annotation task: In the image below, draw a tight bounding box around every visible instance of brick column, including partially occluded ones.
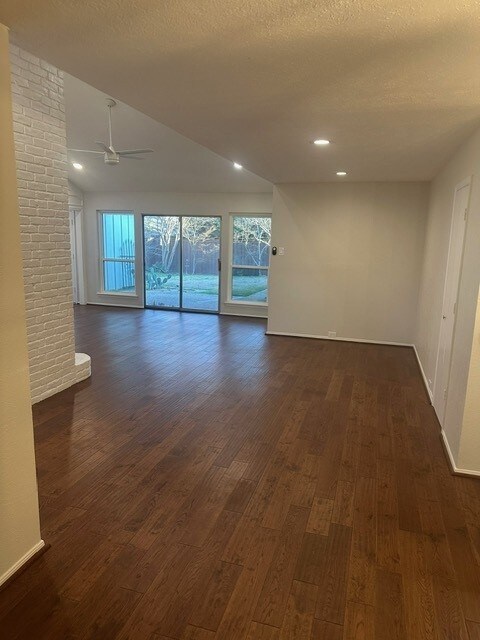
[10,44,90,404]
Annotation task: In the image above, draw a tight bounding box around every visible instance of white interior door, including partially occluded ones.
[433,180,470,424]
[69,209,79,304]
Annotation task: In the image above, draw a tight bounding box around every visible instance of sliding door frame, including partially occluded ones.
[142,214,222,314]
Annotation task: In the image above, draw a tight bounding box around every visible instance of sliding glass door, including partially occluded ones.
[143,216,180,308]
[182,216,221,311]
[143,215,221,313]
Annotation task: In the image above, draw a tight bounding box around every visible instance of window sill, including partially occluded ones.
[225,299,268,307]
[97,291,138,297]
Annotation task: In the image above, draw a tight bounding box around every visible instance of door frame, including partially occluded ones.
[432,177,471,424]
[142,214,222,314]
[69,205,86,305]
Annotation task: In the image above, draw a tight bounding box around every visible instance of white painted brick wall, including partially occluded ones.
[9,45,90,404]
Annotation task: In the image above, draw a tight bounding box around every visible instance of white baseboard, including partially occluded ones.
[441,430,480,477]
[265,330,412,348]
[0,540,45,588]
[413,344,433,403]
[87,302,144,309]
[221,312,268,319]
[411,348,480,478]
[441,429,457,472]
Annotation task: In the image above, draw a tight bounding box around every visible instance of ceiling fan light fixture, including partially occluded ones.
[104,153,120,165]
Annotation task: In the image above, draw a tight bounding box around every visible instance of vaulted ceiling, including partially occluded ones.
[64,74,272,192]
[2,0,480,183]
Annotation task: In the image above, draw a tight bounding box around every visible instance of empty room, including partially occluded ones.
[1,2,480,639]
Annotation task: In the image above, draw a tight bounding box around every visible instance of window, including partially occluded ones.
[230,215,271,304]
[100,212,136,293]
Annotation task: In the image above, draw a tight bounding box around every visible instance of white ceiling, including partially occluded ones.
[64,74,271,192]
[2,0,480,183]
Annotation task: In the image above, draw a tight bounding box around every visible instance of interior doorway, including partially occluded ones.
[69,207,82,304]
[433,179,471,424]
[143,215,221,313]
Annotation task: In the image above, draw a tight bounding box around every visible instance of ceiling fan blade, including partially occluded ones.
[68,148,104,154]
[95,141,113,153]
[117,149,154,156]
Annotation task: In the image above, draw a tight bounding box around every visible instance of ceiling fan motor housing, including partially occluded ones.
[104,152,120,165]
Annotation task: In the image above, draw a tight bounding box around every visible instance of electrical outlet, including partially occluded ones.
[328,331,337,338]
[278,247,285,255]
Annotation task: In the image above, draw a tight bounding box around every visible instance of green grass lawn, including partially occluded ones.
[231,276,267,297]
[146,273,267,297]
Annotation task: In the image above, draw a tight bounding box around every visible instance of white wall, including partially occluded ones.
[68,179,83,208]
[0,24,43,587]
[267,182,429,344]
[416,127,480,470]
[83,191,272,317]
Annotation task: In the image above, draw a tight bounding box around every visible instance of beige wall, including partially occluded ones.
[267,182,429,344]
[458,289,480,470]
[415,127,480,469]
[0,24,43,586]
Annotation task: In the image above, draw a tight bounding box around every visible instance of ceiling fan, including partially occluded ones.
[68,98,154,165]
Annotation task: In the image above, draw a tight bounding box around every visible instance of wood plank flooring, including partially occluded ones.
[1,305,480,639]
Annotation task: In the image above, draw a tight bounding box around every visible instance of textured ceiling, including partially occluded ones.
[2,0,480,182]
[64,74,272,192]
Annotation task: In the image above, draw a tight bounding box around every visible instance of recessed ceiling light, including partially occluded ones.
[72,162,83,170]
[313,139,330,146]
[336,171,347,176]
[233,162,243,170]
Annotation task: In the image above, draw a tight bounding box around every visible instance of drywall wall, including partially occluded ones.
[10,45,90,403]
[458,288,480,471]
[82,191,272,317]
[68,179,83,208]
[267,182,429,344]
[0,24,43,586]
[416,126,480,469]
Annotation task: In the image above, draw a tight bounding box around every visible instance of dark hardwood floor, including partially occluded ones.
[2,305,480,639]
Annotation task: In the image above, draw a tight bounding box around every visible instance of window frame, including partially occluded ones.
[227,213,272,306]
[98,210,137,296]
